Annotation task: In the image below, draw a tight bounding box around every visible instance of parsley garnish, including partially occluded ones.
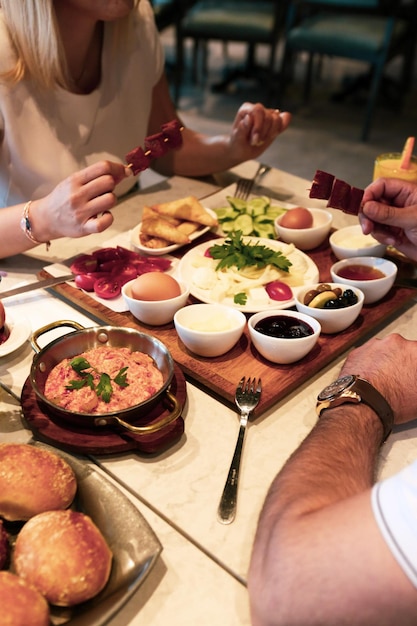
[209,231,292,272]
[234,292,248,306]
[66,358,129,403]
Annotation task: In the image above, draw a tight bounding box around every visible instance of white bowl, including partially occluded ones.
[294,283,364,334]
[275,207,333,251]
[248,309,321,364]
[330,257,397,304]
[122,279,190,325]
[329,224,387,260]
[174,304,246,357]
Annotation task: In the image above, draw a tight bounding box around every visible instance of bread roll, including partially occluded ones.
[0,443,77,521]
[0,571,50,626]
[14,509,112,606]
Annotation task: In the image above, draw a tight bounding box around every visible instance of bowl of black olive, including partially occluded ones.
[294,282,364,334]
[248,309,321,364]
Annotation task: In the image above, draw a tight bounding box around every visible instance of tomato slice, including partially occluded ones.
[111,263,137,285]
[265,281,293,301]
[93,277,121,299]
[92,247,123,263]
[74,272,111,292]
[70,254,98,275]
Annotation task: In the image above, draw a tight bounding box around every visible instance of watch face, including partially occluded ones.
[317,375,355,402]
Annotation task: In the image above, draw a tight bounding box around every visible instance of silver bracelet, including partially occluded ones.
[20,201,51,251]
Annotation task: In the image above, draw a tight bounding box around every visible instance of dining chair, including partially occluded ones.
[278,0,417,141]
[173,0,288,104]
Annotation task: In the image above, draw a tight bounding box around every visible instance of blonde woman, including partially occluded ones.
[0,0,290,257]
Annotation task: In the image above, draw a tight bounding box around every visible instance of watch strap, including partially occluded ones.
[317,376,394,443]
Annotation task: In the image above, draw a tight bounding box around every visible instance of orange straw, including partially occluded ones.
[400,136,415,169]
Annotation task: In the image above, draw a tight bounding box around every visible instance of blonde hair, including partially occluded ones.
[0,0,138,90]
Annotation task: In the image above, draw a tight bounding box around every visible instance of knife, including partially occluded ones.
[0,274,74,299]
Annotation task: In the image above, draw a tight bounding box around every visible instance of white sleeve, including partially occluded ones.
[372,461,417,588]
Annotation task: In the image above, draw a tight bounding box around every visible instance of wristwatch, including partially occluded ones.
[316,374,394,443]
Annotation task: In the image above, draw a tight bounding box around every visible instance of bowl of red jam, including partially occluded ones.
[294,282,364,334]
[248,310,321,364]
[330,256,397,304]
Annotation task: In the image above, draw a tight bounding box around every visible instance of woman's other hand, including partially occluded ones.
[30,160,131,241]
[360,178,417,261]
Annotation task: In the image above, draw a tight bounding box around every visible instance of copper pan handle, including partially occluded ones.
[93,389,182,434]
[30,320,86,353]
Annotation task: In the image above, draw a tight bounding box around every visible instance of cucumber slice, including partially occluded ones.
[226,196,248,212]
[221,220,237,233]
[215,207,240,222]
[247,197,269,216]
[233,213,254,235]
[266,206,287,218]
[254,223,275,238]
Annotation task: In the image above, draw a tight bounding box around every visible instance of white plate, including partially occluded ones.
[177,237,320,313]
[130,208,217,256]
[0,312,31,357]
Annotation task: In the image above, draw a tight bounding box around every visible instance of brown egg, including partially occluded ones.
[279,207,313,229]
[130,273,181,301]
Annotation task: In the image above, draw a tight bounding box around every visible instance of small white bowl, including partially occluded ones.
[329,225,387,260]
[294,283,364,334]
[330,257,397,304]
[122,279,190,325]
[275,207,333,251]
[248,309,321,364]
[174,304,246,357]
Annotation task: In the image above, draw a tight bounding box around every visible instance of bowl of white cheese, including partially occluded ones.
[329,225,386,260]
[174,304,246,357]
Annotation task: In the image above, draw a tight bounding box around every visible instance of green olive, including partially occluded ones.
[304,289,319,305]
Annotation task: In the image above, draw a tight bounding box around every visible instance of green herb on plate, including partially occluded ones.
[234,292,248,306]
[210,230,292,273]
[66,358,129,403]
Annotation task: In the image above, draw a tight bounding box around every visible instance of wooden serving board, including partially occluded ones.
[39,235,417,417]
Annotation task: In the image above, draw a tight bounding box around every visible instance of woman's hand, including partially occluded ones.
[30,160,131,241]
[360,178,417,260]
[228,103,291,161]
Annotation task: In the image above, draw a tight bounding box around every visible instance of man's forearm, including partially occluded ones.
[248,404,386,626]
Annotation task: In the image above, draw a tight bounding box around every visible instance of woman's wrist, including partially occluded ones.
[20,201,51,250]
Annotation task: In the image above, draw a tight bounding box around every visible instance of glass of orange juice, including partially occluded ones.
[373,152,417,182]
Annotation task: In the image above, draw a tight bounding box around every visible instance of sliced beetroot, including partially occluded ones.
[347,187,365,215]
[327,179,351,211]
[309,170,364,215]
[144,132,169,159]
[125,146,152,175]
[309,170,335,199]
[161,120,183,149]
[126,120,183,175]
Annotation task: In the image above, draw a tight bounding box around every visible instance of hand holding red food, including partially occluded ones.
[30,161,130,244]
[360,177,417,261]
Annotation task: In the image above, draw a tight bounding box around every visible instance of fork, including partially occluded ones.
[217,376,262,524]
[234,163,270,200]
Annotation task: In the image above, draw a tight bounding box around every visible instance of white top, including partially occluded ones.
[372,461,417,587]
[0,0,164,206]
